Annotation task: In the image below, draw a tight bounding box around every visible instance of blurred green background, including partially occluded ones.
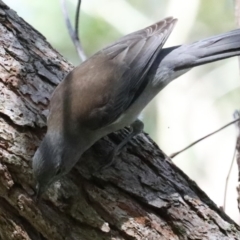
[5,0,240,222]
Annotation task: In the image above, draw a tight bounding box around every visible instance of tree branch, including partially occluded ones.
[170,118,240,158]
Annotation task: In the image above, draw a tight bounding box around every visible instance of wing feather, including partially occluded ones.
[48,17,178,133]
[87,17,177,129]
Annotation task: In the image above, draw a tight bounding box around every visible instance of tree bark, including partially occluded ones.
[0,1,239,239]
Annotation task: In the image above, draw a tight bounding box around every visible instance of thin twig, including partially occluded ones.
[170,118,240,158]
[223,111,240,211]
[234,111,240,213]
[235,112,240,180]
[74,0,86,61]
[60,0,74,43]
[60,0,86,62]
[223,147,237,211]
[75,0,81,41]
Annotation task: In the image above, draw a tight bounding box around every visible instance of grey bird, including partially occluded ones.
[32,17,240,197]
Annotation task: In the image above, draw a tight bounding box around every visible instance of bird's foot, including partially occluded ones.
[94,149,117,174]
[93,119,144,175]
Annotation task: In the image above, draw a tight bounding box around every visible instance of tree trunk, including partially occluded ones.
[0,1,239,239]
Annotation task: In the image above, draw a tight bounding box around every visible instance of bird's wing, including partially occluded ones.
[48,17,177,133]
[86,17,177,129]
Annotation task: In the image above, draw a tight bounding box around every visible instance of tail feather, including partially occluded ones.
[168,29,240,70]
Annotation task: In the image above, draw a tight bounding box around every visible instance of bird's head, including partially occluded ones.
[32,134,72,200]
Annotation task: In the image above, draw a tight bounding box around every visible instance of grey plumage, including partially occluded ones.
[33,17,240,197]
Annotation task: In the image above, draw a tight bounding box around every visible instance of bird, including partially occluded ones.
[32,16,240,198]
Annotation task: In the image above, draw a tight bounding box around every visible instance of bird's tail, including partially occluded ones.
[170,29,240,70]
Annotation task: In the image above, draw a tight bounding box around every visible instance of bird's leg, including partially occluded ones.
[99,119,144,172]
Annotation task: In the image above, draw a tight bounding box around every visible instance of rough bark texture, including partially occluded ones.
[0,1,239,240]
